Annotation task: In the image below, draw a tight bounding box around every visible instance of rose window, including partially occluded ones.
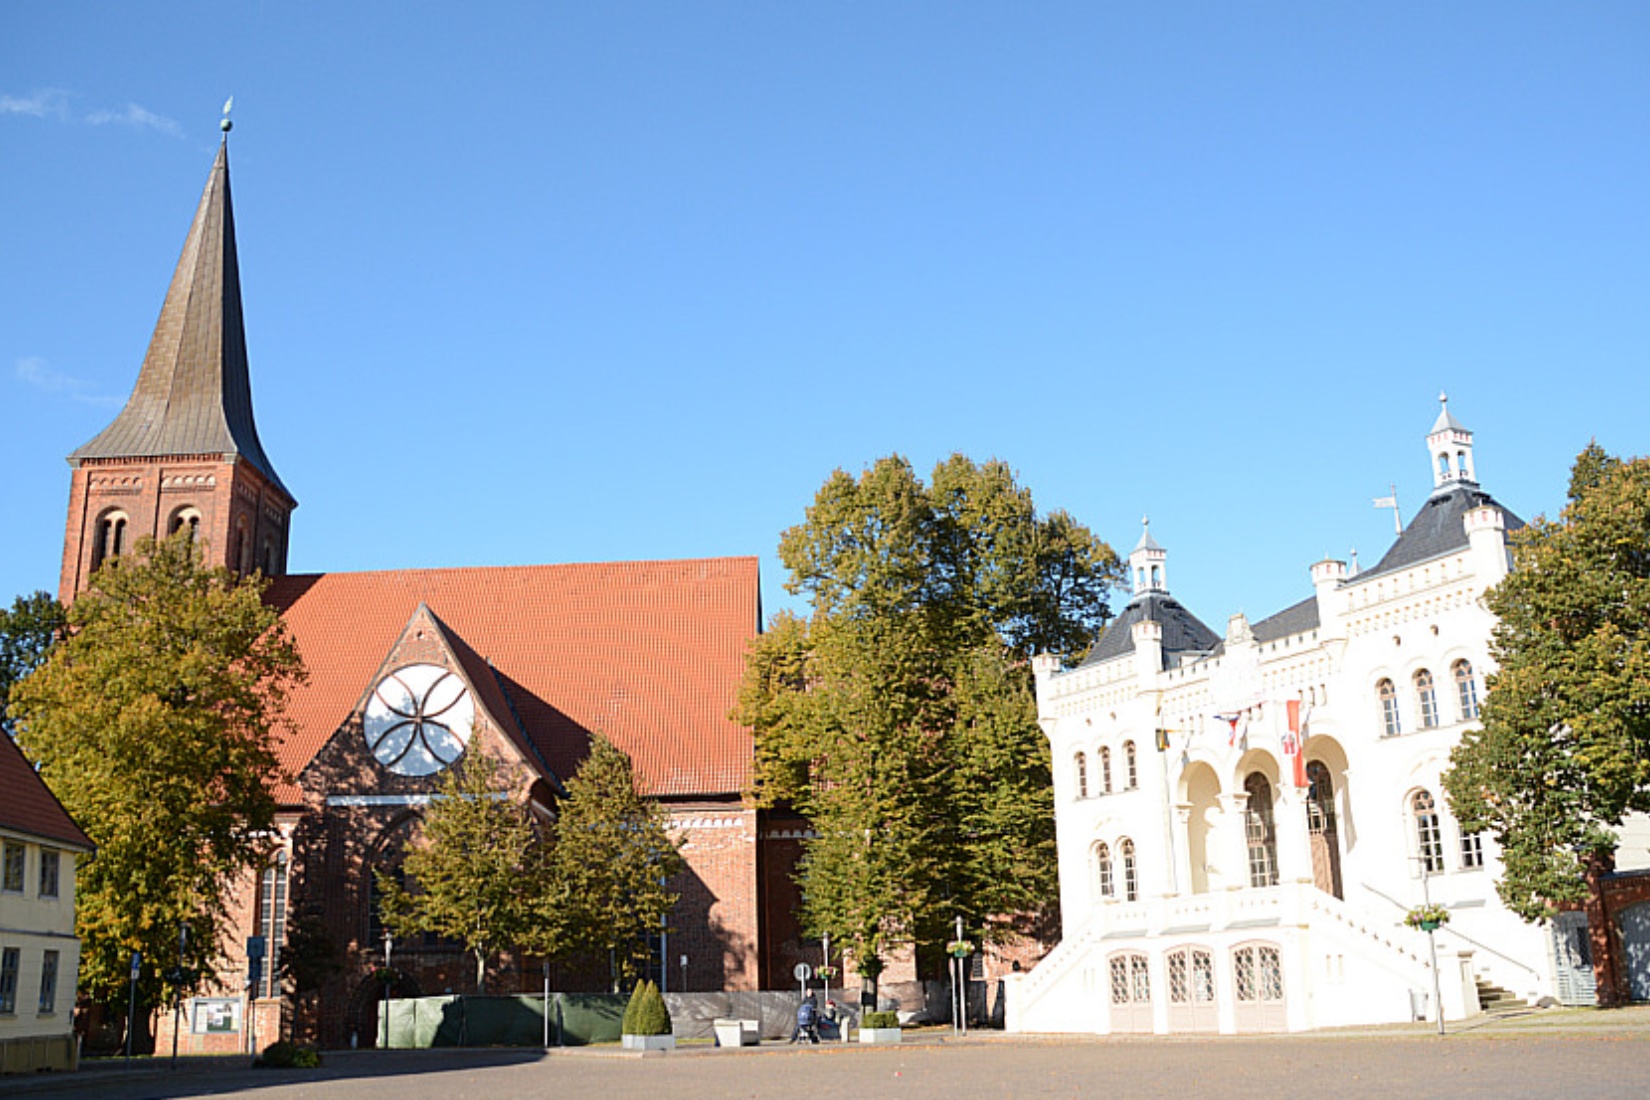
[363,664,473,776]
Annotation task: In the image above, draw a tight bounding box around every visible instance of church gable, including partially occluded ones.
[296,603,542,803]
[266,558,760,805]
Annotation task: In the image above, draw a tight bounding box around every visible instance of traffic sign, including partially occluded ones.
[793,962,812,981]
[129,951,141,980]
[246,935,267,959]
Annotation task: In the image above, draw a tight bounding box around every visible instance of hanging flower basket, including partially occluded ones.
[816,966,839,980]
[945,940,975,959]
[372,966,400,985]
[1404,904,1450,932]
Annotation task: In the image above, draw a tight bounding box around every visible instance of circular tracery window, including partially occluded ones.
[363,664,473,776]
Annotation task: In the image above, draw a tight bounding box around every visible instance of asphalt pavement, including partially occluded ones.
[8,1005,1647,1100]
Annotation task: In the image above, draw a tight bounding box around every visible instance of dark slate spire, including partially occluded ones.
[68,139,289,497]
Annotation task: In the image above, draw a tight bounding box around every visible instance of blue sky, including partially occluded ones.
[4,3,1647,640]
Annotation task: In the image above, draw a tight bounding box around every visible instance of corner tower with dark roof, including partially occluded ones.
[59,133,295,602]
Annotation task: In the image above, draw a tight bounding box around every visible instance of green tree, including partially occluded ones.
[11,533,305,1045]
[1445,445,1650,921]
[545,733,684,985]
[738,454,1122,991]
[0,591,66,738]
[376,753,544,992]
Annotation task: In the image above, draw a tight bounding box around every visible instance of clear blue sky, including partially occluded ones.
[4,3,1647,640]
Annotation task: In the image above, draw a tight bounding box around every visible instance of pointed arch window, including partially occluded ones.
[1074,752,1088,799]
[1414,669,1438,729]
[1413,790,1444,874]
[257,851,289,998]
[1100,747,1113,794]
[1453,660,1480,721]
[1124,741,1138,790]
[1094,842,1113,899]
[1377,679,1401,737]
[1120,838,1138,901]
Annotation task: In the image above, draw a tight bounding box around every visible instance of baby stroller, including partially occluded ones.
[789,995,821,1044]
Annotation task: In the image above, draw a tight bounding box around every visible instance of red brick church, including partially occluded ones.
[57,137,810,1049]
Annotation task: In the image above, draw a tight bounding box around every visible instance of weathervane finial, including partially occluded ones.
[220,96,234,137]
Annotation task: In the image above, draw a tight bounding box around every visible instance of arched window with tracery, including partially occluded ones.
[1453,660,1480,721]
[1377,678,1401,736]
[1412,789,1444,874]
[1414,669,1438,729]
[1074,752,1088,799]
[1100,747,1113,794]
[1120,838,1138,901]
[257,850,289,998]
[1124,741,1138,789]
[1244,773,1278,887]
[1094,841,1113,899]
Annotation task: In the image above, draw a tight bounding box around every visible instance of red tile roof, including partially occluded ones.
[0,734,94,851]
[263,557,761,802]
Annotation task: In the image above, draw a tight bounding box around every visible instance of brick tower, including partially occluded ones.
[59,132,294,603]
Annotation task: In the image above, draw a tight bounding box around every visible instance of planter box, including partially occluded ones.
[858,1027,902,1045]
[713,1018,760,1047]
[621,1033,676,1052]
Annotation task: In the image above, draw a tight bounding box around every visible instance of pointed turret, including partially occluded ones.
[1129,516,1168,596]
[59,132,295,601]
[68,140,287,494]
[1426,391,1476,492]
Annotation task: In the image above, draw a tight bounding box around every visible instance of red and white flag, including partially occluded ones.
[1284,700,1311,787]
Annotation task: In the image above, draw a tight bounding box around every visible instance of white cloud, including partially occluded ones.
[0,89,70,119]
[85,102,182,138]
[2,91,184,138]
[15,357,122,408]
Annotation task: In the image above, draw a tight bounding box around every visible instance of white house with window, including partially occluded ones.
[0,734,94,1073]
[1007,399,1575,1034]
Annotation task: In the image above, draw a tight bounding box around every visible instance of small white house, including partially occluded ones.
[1008,399,1585,1034]
[0,733,94,1072]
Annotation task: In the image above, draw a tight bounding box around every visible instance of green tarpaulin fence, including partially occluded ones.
[379,993,629,1048]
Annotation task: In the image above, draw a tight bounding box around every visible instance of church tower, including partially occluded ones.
[59,129,294,602]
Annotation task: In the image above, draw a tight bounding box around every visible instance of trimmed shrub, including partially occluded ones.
[623,980,672,1036]
[861,1011,899,1029]
[255,1040,322,1069]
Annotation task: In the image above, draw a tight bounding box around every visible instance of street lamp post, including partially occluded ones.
[381,931,394,1050]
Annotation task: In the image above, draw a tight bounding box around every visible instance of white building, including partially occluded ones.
[1007,399,1594,1034]
[0,732,93,1072]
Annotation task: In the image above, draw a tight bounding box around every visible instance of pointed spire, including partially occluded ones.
[1425,391,1476,492]
[68,139,289,497]
[1134,514,1163,554]
[1430,390,1466,435]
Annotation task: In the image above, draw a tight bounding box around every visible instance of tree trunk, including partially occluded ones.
[475,949,487,995]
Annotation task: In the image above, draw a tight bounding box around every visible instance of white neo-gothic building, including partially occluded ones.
[1007,400,1601,1034]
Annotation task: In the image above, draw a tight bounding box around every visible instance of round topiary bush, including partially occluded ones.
[255,1040,322,1069]
[862,1011,899,1029]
